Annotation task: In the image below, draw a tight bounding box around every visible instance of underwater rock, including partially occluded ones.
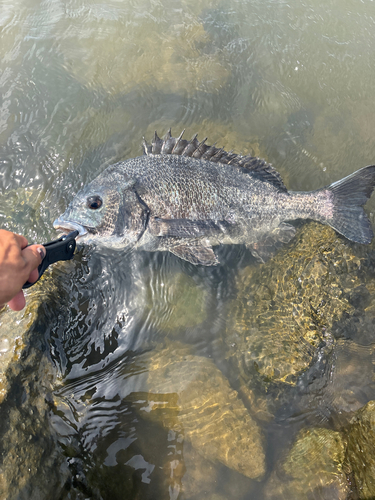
[168,440,254,500]
[0,275,55,403]
[142,343,266,480]
[0,278,70,500]
[162,440,219,500]
[0,308,27,404]
[49,340,264,498]
[0,349,68,500]
[57,6,231,95]
[320,339,375,415]
[0,188,50,242]
[226,222,367,386]
[265,427,348,500]
[346,400,375,498]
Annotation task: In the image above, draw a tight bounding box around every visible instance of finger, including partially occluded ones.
[21,244,45,273]
[8,290,26,311]
[27,267,39,284]
[12,233,29,250]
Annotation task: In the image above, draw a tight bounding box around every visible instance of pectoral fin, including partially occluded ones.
[247,223,296,263]
[169,241,219,266]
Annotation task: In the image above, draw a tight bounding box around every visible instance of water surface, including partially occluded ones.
[2,0,375,498]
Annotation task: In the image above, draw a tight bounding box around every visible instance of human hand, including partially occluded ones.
[0,230,46,311]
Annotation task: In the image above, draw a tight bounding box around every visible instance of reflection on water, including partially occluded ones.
[2,0,375,498]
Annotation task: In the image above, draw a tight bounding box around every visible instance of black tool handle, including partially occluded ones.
[22,230,78,289]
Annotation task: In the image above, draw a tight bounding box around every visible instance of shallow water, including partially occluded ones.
[2,0,375,498]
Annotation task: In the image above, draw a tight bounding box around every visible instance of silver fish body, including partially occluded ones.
[54,131,375,265]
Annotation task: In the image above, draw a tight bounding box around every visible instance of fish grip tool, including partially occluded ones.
[22,230,78,289]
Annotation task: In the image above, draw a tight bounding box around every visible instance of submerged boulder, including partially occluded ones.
[142,343,266,481]
[346,400,375,498]
[0,276,70,500]
[265,427,348,499]
[226,222,368,386]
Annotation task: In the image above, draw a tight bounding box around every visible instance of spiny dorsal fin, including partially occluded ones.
[142,130,287,192]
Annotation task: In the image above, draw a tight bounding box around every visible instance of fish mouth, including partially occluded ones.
[53,218,88,239]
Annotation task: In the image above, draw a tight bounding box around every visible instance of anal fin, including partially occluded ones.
[169,241,219,266]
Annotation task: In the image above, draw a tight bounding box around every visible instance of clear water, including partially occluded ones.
[2,0,375,498]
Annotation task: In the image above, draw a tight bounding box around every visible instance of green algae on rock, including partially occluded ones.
[56,5,231,95]
[0,349,67,500]
[141,343,266,480]
[226,222,366,385]
[346,400,375,498]
[0,187,57,401]
[0,189,50,242]
[0,277,70,500]
[0,275,56,403]
[265,427,348,500]
[0,308,30,404]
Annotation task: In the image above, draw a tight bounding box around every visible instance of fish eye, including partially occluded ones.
[87,195,103,210]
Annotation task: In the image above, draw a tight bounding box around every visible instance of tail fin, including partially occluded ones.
[325,165,375,244]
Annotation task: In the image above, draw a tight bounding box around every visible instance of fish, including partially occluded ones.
[53,130,375,266]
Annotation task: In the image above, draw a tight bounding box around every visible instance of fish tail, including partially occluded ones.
[323,165,375,244]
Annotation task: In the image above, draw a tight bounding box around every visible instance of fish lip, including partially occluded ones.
[53,219,87,238]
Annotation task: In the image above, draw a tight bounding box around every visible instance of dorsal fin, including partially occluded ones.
[142,130,287,192]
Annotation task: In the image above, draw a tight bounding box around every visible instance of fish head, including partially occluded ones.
[53,170,148,248]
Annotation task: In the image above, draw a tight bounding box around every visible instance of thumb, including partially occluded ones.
[21,244,46,275]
